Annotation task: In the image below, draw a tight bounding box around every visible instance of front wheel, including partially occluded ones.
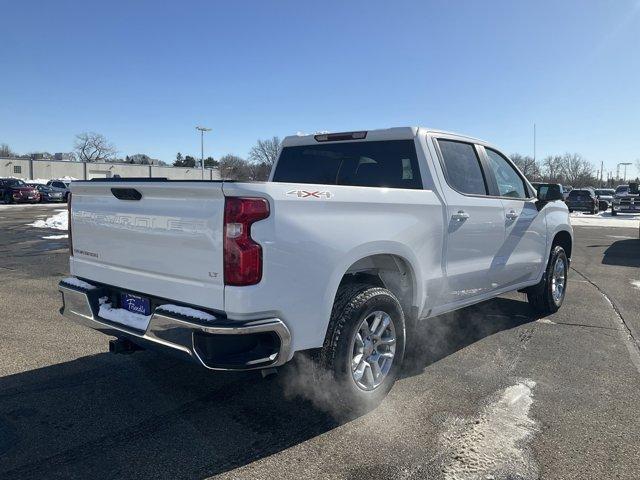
[317,284,406,412]
[3,193,12,204]
[527,245,568,315]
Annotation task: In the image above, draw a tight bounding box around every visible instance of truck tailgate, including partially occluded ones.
[69,181,225,311]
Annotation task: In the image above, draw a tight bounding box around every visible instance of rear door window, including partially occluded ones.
[272,140,422,189]
[436,140,488,195]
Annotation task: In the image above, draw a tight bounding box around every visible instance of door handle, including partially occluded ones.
[506,210,519,220]
[451,210,470,221]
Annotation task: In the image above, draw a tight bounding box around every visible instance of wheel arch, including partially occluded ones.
[331,251,421,323]
[551,229,572,261]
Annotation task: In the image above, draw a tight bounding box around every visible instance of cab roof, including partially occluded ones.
[281,127,490,147]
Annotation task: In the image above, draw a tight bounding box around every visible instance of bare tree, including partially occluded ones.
[0,143,16,157]
[218,154,252,180]
[560,153,594,186]
[249,162,272,181]
[510,153,540,180]
[248,136,281,167]
[541,155,565,183]
[74,132,116,162]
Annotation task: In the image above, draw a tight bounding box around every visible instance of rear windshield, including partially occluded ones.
[615,186,629,194]
[569,190,590,197]
[272,140,422,189]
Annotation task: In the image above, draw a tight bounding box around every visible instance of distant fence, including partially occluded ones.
[0,157,221,181]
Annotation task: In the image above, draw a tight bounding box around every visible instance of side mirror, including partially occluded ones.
[537,184,563,202]
[630,182,639,195]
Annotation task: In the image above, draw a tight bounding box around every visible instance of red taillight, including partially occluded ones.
[68,192,73,256]
[224,197,270,286]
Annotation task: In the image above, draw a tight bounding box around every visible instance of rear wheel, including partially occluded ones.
[3,193,12,204]
[612,210,617,216]
[527,245,568,315]
[317,283,406,412]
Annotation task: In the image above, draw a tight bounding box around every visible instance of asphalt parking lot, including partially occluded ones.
[1,204,640,480]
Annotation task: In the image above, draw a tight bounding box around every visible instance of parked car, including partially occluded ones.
[45,179,72,202]
[57,127,572,409]
[25,183,66,203]
[565,188,599,214]
[563,185,573,200]
[0,178,40,204]
[611,183,640,216]
[594,188,615,211]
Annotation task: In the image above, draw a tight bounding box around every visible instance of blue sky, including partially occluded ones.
[2,0,639,175]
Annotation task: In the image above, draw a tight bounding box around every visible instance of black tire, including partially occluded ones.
[527,245,568,315]
[317,283,406,412]
[611,210,617,216]
[568,209,573,213]
[3,193,12,204]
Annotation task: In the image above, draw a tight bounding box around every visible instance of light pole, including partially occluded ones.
[533,123,536,164]
[618,162,632,181]
[196,126,212,180]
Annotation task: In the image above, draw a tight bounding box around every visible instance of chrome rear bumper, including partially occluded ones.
[58,279,291,371]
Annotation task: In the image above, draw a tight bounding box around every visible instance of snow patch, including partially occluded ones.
[631,280,640,291]
[98,303,151,331]
[157,304,216,321]
[438,380,538,480]
[42,234,68,240]
[570,211,639,228]
[28,210,68,230]
[0,203,61,210]
[62,277,96,290]
[536,318,555,324]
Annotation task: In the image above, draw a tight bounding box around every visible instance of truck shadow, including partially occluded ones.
[0,297,537,480]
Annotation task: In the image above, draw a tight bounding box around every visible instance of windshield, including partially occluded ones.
[615,185,629,194]
[594,189,613,196]
[6,179,26,187]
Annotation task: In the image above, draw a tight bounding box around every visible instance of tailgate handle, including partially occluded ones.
[111,188,142,201]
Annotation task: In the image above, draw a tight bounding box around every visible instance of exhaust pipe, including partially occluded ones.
[109,338,143,354]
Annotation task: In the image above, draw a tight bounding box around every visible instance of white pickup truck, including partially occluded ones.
[59,127,572,408]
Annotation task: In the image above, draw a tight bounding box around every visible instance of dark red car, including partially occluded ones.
[0,178,41,204]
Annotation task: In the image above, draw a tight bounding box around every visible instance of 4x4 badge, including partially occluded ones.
[286,190,332,199]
